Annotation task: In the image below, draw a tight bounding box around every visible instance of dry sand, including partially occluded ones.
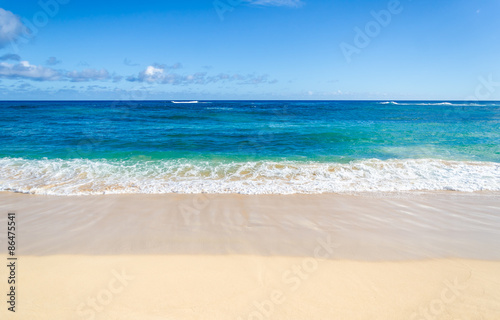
[0,191,499,319]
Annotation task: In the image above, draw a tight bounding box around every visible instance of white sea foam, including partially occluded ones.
[379,101,398,105]
[171,101,199,104]
[378,101,491,107]
[1,158,499,195]
[206,107,234,110]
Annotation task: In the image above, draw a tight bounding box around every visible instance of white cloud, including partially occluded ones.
[0,8,26,48]
[66,68,111,82]
[0,59,118,82]
[127,65,277,86]
[0,61,61,81]
[126,63,184,83]
[143,65,164,81]
[245,0,303,7]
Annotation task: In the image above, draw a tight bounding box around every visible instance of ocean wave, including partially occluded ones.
[171,101,199,104]
[378,101,495,107]
[206,107,234,110]
[379,101,398,105]
[0,158,499,195]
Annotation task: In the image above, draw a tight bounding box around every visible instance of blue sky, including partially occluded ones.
[0,0,499,100]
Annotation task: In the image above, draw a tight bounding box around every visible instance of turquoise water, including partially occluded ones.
[0,100,499,194]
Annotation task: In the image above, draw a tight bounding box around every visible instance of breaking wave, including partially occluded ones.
[1,157,499,195]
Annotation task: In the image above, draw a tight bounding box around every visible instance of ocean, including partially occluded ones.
[0,100,499,195]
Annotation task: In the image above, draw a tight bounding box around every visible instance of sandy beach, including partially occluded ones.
[2,0,499,318]
[0,191,499,319]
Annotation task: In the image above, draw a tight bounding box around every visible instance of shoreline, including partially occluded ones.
[1,191,499,259]
[2,157,499,195]
[2,189,500,196]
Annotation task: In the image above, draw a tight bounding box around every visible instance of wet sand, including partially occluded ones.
[0,192,499,319]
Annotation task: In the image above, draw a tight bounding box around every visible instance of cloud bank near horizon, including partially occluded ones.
[127,64,277,86]
[0,59,277,86]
